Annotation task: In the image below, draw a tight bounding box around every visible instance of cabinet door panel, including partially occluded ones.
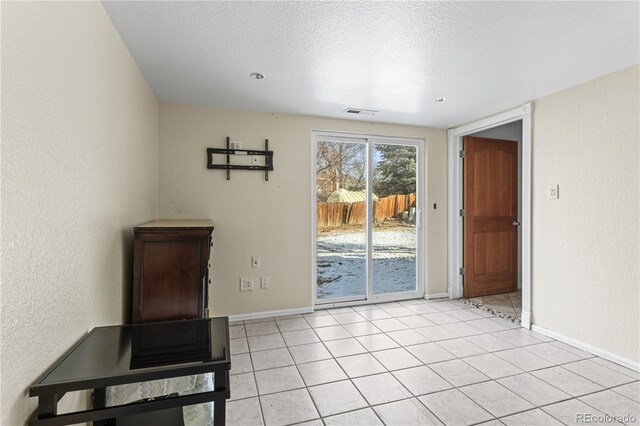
[139,240,202,322]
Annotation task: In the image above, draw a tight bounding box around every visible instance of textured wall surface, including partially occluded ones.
[158,104,448,315]
[531,65,639,362]
[1,2,158,424]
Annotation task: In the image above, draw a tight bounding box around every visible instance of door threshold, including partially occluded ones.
[315,293,424,309]
[461,290,522,323]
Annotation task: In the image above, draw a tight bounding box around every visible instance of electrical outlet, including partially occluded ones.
[251,256,260,268]
[240,278,253,291]
[260,277,269,289]
[548,184,559,200]
[230,141,242,150]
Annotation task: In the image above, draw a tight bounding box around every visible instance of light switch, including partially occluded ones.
[260,277,269,289]
[548,184,559,200]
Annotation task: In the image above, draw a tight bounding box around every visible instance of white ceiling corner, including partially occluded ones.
[102,1,640,128]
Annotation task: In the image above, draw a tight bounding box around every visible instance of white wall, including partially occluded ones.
[158,104,448,316]
[531,65,639,363]
[1,2,158,424]
[471,121,523,289]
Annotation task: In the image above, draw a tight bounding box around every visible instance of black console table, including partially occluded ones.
[29,318,230,425]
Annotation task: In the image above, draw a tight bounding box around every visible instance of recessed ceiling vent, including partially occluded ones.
[344,108,378,116]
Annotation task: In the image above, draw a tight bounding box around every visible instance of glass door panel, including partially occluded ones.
[372,143,418,295]
[316,139,367,302]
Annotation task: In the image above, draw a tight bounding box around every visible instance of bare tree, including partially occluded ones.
[316,141,365,201]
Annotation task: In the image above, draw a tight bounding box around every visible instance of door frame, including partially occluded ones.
[311,130,426,308]
[447,104,532,328]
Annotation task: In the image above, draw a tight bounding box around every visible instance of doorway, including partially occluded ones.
[463,135,519,298]
[312,131,425,307]
[462,133,521,321]
[448,104,532,328]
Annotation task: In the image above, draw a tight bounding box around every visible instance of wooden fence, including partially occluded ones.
[317,194,416,228]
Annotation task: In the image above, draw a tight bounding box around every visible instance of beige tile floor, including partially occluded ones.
[464,291,522,322]
[226,298,639,426]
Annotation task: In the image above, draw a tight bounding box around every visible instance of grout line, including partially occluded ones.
[226,371,640,425]
[237,329,573,372]
[498,405,571,425]
[227,298,636,425]
[317,307,458,425]
[247,341,267,426]
[305,311,392,425]
[312,323,385,420]
[273,320,325,426]
[587,357,640,380]
[496,378,640,424]
[572,387,640,423]
[311,313,414,424]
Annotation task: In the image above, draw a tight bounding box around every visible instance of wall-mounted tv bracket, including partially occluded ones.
[207,137,274,181]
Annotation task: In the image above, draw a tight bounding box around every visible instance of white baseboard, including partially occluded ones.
[424,292,449,300]
[228,306,314,322]
[531,324,640,372]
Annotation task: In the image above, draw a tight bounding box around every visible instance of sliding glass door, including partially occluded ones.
[314,132,423,305]
[315,137,368,301]
[372,143,418,296]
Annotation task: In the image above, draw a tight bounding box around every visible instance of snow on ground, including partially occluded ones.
[317,228,416,299]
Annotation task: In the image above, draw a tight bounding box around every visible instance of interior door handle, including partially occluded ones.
[512,221,521,227]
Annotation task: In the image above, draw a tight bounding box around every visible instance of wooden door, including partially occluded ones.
[463,136,518,298]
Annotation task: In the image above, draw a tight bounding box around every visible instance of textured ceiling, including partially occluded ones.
[102,1,639,128]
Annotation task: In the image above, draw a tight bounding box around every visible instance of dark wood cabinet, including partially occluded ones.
[132,220,214,323]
